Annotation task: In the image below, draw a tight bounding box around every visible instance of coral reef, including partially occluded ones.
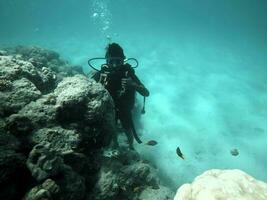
[174,169,267,200]
[89,148,161,200]
[139,186,174,200]
[0,130,31,200]
[30,127,80,153]
[5,46,84,84]
[0,78,12,91]
[0,46,173,200]
[26,143,65,181]
[0,78,41,116]
[23,179,60,200]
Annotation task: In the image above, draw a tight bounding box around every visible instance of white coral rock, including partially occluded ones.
[174,169,267,200]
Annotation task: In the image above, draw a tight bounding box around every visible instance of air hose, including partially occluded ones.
[88,57,139,71]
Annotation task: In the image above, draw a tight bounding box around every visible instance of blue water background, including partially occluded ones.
[1,0,267,189]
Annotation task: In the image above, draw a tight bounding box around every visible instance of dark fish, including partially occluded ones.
[230,148,239,156]
[145,140,158,146]
[176,147,185,159]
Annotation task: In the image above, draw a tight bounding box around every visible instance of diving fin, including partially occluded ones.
[130,117,142,144]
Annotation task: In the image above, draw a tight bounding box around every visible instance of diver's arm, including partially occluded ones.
[122,65,149,96]
[130,73,149,97]
[133,82,150,97]
[121,77,149,97]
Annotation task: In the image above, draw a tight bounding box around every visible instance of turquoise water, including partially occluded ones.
[1,0,267,189]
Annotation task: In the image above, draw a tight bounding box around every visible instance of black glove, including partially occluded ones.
[121,77,137,90]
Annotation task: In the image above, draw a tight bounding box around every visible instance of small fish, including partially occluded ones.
[145,140,158,146]
[176,147,185,159]
[230,148,239,156]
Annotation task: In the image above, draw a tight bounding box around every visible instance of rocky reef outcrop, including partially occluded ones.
[174,169,267,200]
[0,130,30,200]
[0,46,174,200]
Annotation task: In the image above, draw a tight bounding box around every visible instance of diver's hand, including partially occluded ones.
[121,78,137,90]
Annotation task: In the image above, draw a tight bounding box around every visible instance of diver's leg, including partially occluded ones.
[112,129,119,148]
[129,115,142,144]
[111,109,119,148]
[125,128,134,150]
[119,110,135,150]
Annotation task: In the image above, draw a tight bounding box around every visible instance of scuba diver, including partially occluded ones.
[90,43,149,150]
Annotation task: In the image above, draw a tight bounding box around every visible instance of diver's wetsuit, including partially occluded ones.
[92,63,144,147]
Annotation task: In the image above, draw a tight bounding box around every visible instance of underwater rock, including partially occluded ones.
[0,131,24,182]
[5,114,34,146]
[6,46,60,68]
[54,75,93,123]
[0,50,7,56]
[54,75,113,123]
[90,147,160,200]
[138,186,175,200]
[5,46,84,77]
[0,78,12,91]
[0,55,57,94]
[106,146,141,165]
[0,130,31,200]
[30,127,80,154]
[56,166,86,200]
[0,117,5,130]
[0,53,58,118]
[62,151,100,190]
[26,140,86,200]
[174,169,267,200]
[0,55,25,80]
[0,45,173,200]
[54,75,115,149]
[5,102,55,154]
[0,78,41,116]
[26,143,86,200]
[23,179,60,200]
[89,168,119,200]
[5,74,115,151]
[6,96,57,134]
[119,162,159,189]
[26,143,64,181]
[39,66,57,89]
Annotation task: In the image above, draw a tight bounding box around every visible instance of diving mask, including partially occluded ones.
[106,57,124,67]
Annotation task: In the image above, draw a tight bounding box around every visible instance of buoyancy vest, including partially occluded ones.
[99,64,136,111]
